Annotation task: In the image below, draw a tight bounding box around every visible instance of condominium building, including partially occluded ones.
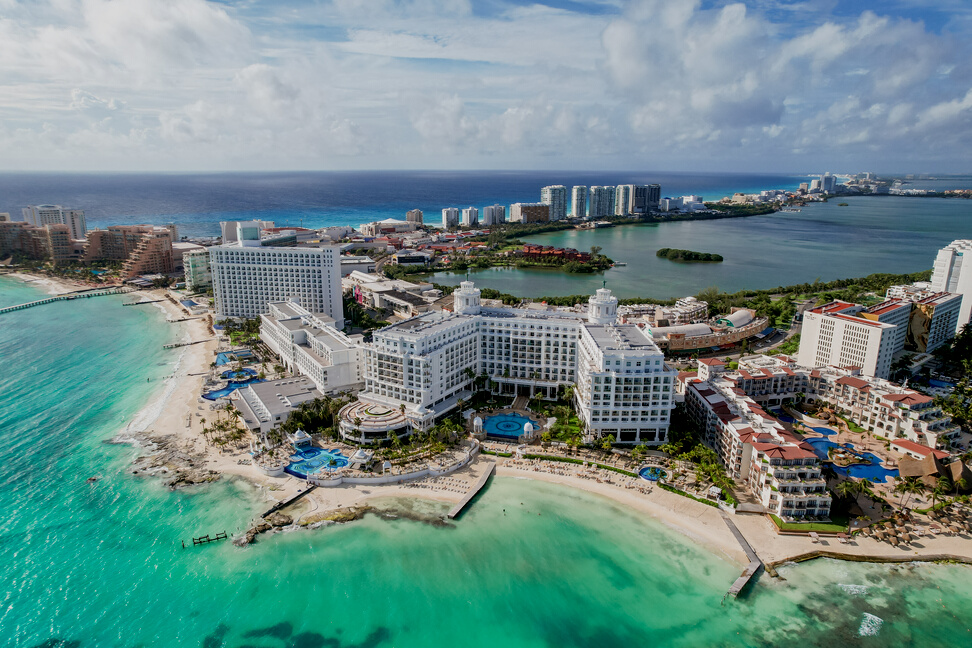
[510,203,550,223]
[22,205,87,240]
[482,204,505,226]
[588,186,615,219]
[615,185,632,216]
[210,223,343,323]
[930,239,972,327]
[909,292,962,352]
[441,208,460,229]
[797,301,898,378]
[686,377,831,519]
[183,248,212,292]
[461,207,479,227]
[349,281,674,443]
[221,220,273,244]
[614,184,659,216]
[260,301,362,394]
[540,185,568,221]
[406,209,424,225]
[860,299,912,356]
[571,186,588,219]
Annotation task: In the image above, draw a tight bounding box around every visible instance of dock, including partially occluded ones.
[123,299,164,307]
[261,485,317,518]
[184,531,228,548]
[447,461,495,520]
[721,512,763,602]
[0,286,134,316]
[162,338,215,349]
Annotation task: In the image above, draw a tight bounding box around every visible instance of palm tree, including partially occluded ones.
[835,479,857,502]
[601,434,615,452]
[953,477,968,496]
[896,477,924,510]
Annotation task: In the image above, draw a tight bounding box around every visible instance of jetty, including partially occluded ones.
[123,299,164,307]
[0,286,134,316]
[721,512,763,602]
[184,531,228,548]
[447,461,495,520]
[261,485,317,519]
[163,338,215,349]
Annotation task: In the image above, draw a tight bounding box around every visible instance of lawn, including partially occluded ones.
[770,514,849,534]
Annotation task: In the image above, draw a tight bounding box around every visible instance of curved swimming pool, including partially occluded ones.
[639,466,667,481]
[804,437,898,483]
[285,447,349,479]
[483,412,539,439]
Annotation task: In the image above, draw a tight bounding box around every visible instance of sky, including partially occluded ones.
[2,0,972,173]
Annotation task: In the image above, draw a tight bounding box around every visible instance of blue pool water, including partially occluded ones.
[285,447,349,478]
[215,350,254,366]
[483,412,538,439]
[220,368,257,380]
[804,437,898,483]
[203,378,264,400]
[808,426,837,437]
[639,466,666,481]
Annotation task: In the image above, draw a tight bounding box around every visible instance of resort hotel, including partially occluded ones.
[255,281,676,446]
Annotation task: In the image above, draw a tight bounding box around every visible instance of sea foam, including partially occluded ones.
[858,613,883,637]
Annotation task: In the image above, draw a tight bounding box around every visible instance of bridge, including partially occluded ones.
[0,286,135,315]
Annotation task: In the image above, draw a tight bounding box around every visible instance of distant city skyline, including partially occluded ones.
[2,0,972,172]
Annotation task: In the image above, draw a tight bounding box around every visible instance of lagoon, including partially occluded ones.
[429,196,972,299]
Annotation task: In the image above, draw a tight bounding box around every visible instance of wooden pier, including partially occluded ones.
[261,485,317,519]
[184,531,228,548]
[123,299,164,307]
[162,338,215,349]
[721,512,763,602]
[0,286,134,316]
[447,462,495,520]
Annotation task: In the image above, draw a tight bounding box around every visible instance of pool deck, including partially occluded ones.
[447,461,496,519]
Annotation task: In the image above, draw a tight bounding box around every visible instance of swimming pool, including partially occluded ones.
[220,368,257,380]
[804,437,898,483]
[808,426,837,437]
[215,350,254,366]
[203,378,264,400]
[639,466,667,481]
[285,447,349,479]
[483,412,538,439]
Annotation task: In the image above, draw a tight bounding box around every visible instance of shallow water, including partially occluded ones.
[1,276,970,648]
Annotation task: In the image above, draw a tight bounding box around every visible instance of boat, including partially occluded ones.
[613,262,627,266]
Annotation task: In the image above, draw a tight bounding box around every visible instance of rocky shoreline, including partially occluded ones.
[114,432,221,489]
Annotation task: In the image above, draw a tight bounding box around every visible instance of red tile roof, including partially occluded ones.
[884,392,933,406]
[891,439,950,460]
[699,358,725,366]
[836,376,870,390]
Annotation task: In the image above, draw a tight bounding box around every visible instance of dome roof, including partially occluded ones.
[523,422,534,434]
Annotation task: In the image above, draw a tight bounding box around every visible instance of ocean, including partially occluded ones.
[1,276,971,647]
[0,171,807,237]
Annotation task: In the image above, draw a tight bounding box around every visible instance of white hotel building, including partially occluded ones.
[931,239,972,326]
[352,282,675,443]
[210,222,343,324]
[797,301,897,378]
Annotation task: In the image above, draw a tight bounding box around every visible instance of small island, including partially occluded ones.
[656,248,723,263]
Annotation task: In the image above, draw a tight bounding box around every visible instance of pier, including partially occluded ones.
[0,286,134,316]
[261,485,317,519]
[162,338,215,349]
[721,512,763,602]
[184,531,228,548]
[123,299,164,307]
[447,461,495,519]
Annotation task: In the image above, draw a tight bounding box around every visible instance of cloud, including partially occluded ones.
[1,0,972,170]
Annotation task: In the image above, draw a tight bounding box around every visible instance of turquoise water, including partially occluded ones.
[429,196,972,298]
[285,447,349,478]
[484,412,538,439]
[2,276,972,647]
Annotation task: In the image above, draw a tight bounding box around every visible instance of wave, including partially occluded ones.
[858,613,883,637]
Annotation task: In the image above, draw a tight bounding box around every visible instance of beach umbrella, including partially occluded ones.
[890,537,900,547]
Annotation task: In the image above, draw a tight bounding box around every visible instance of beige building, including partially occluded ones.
[510,203,550,223]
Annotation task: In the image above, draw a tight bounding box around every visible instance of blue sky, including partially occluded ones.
[1,0,971,172]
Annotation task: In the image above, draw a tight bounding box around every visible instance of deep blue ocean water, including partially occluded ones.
[0,171,807,237]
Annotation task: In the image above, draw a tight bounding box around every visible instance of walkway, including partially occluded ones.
[447,461,495,519]
[0,286,134,315]
[722,512,763,600]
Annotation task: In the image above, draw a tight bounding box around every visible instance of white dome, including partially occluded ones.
[473,416,483,430]
[523,422,534,434]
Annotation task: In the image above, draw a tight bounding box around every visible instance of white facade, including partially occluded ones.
[586,186,614,219]
[441,208,460,229]
[482,204,505,226]
[571,186,588,219]
[931,239,972,327]
[461,207,479,227]
[615,185,632,216]
[22,205,86,240]
[355,281,674,443]
[260,301,362,394]
[540,185,568,221]
[406,209,424,225]
[797,301,897,378]
[210,243,343,325]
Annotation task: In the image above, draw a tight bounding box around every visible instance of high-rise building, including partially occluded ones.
[183,248,212,292]
[571,186,588,219]
[461,207,479,227]
[510,203,550,223]
[221,220,273,244]
[210,222,343,323]
[441,208,460,229]
[22,205,86,240]
[406,209,424,225]
[588,186,615,218]
[615,185,632,216]
[540,185,568,221]
[614,185,659,215]
[821,173,837,193]
[930,239,972,327]
[797,301,898,378]
[482,205,505,226]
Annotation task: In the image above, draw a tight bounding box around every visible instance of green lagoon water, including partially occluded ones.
[430,196,972,298]
[1,276,971,647]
